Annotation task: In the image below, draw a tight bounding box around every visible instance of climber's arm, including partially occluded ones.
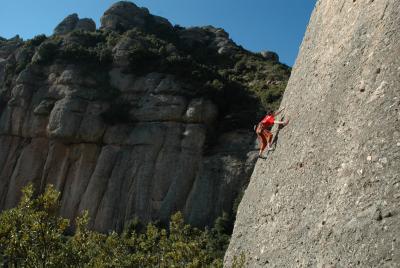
[274,107,285,116]
[274,118,289,126]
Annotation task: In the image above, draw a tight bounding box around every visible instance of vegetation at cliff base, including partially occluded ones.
[0,185,244,267]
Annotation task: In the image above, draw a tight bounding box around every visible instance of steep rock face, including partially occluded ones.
[0,2,289,232]
[0,63,255,232]
[54,14,96,35]
[226,0,400,267]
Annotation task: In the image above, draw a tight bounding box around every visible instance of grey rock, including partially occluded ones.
[185,130,258,227]
[260,51,279,62]
[152,15,173,29]
[179,26,238,55]
[75,18,96,32]
[179,27,210,48]
[54,14,96,35]
[112,36,144,67]
[109,68,137,92]
[100,1,149,31]
[33,99,55,115]
[202,26,229,39]
[0,59,255,233]
[217,46,236,55]
[8,35,22,42]
[47,97,87,141]
[184,98,218,125]
[53,14,79,35]
[0,36,22,59]
[0,59,6,86]
[225,0,400,267]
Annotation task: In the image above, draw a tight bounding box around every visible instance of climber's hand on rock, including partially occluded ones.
[284,119,289,126]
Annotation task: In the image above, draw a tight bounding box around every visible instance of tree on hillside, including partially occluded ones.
[0,184,245,267]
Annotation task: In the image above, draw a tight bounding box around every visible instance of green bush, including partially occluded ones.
[52,31,114,66]
[59,43,112,65]
[33,42,59,64]
[0,184,69,267]
[24,34,47,48]
[0,185,245,267]
[105,31,121,47]
[128,47,161,74]
[68,30,107,48]
[144,17,178,43]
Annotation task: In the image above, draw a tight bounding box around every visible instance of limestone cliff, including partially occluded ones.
[0,2,289,232]
[225,0,400,267]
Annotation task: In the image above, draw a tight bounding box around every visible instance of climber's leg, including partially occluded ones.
[266,131,274,150]
[257,132,268,157]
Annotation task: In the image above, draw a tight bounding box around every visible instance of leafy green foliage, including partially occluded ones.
[24,34,47,48]
[58,43,112,66]
[127,46,161,75]
[33,42,59,65]
[0,184,69,267]
[144,17,178,43]
[11,34,49,72]
[231,253,246,268]
[0,185,245,267]
[28,31,113,67]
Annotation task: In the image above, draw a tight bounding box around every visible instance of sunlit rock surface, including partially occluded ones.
[226,0,400,266]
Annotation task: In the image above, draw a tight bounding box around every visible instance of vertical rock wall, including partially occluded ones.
[0,66,257,232]
[226,0,400,266]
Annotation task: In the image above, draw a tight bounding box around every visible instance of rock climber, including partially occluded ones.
[255,107,288,158]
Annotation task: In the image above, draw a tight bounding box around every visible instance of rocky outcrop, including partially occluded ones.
[260,51,279,62]
[100,1,172,32]
[0,2,289,232]
[0,36,23,59]
[54,14,96,35]
[75,18,96,32]
[179,26,239,56]
[225,0,400,267]
[99,1,238,56]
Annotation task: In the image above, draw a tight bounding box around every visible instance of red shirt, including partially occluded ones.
[261,114,275,128]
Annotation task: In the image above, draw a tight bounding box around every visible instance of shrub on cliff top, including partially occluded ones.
[24,34,47,48]
[33,41,59,65]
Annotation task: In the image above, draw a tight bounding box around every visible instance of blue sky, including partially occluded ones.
[0,0,316,66]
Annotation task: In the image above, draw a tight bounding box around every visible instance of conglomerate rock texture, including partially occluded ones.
[0,2,289,232]
[226,0,400,267]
